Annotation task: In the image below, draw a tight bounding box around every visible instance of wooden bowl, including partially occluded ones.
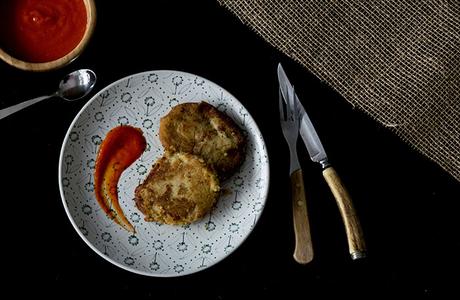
[0,0,96,72]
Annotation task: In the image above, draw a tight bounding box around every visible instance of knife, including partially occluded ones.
[278,63,367,260]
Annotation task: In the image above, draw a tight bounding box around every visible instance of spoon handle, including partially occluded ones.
[0,95,52,120]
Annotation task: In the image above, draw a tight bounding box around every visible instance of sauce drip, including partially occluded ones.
[0,0,87,62]
[94,125,146,233]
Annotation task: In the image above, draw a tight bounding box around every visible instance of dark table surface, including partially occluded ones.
[1,1,459,298]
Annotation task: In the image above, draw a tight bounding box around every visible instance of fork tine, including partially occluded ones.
[278,87,285,121]
[287,85,295,121]
[291,86,297,118]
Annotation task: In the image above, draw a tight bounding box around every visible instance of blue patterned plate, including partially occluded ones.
[58,70,269,276]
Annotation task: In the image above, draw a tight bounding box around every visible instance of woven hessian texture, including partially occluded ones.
[218,0,460,182]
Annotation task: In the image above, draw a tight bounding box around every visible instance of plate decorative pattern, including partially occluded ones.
[59,70,269,276]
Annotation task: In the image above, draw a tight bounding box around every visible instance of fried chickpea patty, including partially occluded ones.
[159,102,245,179]
[134,152,220,225]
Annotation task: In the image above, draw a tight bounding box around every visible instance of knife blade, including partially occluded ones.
[277,63,367,260]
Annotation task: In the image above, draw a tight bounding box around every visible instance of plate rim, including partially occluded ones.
[58,70,270,277]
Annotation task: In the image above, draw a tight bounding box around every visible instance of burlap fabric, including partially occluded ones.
[218,0,460,182]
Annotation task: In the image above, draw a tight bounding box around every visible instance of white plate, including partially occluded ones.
[58,70,269,277]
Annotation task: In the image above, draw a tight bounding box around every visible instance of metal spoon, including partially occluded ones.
[0,69,96,120]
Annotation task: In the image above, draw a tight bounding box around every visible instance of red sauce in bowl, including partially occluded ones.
[0,0,87,63]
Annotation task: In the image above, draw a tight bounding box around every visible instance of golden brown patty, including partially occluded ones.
[134,152,220,225]
[159,101,246,179]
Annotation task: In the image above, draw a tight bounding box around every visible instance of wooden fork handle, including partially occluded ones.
[290,169,314,264]
[322,167,367,259]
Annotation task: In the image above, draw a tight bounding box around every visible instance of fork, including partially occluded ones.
[279,87,314,264]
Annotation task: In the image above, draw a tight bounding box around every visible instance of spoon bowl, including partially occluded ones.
[0,69,97,120]
[59,69,97,101]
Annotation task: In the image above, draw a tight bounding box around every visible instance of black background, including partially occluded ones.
[1,1,459,298]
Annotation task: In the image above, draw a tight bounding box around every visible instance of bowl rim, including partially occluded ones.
[0,0,96,72]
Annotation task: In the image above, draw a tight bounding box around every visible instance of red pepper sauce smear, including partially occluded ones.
[94,125,146,233]
[0,0,87,62]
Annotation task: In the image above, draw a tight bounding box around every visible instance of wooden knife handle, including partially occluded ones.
[322,167,367,259]
[290,169,314,264]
